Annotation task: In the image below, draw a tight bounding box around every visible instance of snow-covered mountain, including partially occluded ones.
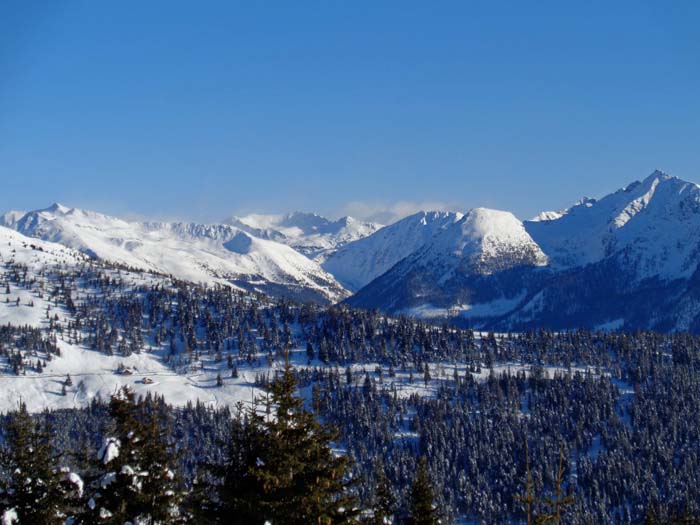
[347,208,547,315]
[347,171,700,332]
[322,211,464,291]
[225,212,380,261]
[524,170,700,280]
[6,169,700,331]
[1,204,348,304]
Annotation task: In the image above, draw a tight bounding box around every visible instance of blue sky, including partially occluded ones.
[2,1,699,223]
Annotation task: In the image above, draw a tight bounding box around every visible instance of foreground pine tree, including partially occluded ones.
[201,359,358,524]
[366,461,396,525]
[79,388,182,524]
[0,402,73,524]
[406,456,441,525]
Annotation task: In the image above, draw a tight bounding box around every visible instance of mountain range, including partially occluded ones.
[4,170,700,331]
[0,204,348,304]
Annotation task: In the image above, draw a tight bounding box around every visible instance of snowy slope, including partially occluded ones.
[226,212,380,261]
[0,230,470,413]
[0,224,88,269]
[322,211,464,291]
[348,171,700,331]
[0,230,290,412]
[3,204,349,304]
[425,208,548,275]
[347,208,546,313]
[0,225,91,327]
[525,170,700,279]
[529,210,564,222]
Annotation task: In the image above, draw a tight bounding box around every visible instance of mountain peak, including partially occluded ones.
[443,207,548,268]
[45,202,71,214]
[639,169,697,191]
[648,168,672,180]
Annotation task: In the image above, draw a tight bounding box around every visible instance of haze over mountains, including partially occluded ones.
[4,170,700,331]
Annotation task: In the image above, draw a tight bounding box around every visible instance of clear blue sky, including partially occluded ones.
[2,1,699,223]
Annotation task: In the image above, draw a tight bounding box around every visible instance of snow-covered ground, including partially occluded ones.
[400,293,526,320]
[1,206,348,303]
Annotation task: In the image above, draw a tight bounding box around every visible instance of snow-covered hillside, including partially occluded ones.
[0,226,91,328]
[347,208,547,314]
[426,208,548,275]
[347,171,700,332]
[2,204,348,304]
[525,170,700,280]
[322,211,464,291]
[226,212,380,261]
[0,229,491,414]
[0,228,291,412]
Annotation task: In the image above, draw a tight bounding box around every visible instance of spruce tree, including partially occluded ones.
[79,388,182,524]
[406,457,441,525]
[535,447,574,525]
[0,402,72,524]
[366,461,396,525]
[207,360,358,524]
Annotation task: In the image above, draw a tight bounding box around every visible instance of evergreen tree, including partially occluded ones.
[0,402,73,524]
[79,388,182,524]
[205,360,358,524]
[366,461,396,525]
[406,457,441,525]
[535,447,574,525]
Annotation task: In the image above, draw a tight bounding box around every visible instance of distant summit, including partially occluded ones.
[225,211,380,261]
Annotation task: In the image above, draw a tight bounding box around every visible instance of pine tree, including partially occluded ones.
[366,461,396,525]
[406,456,441,525]
[515,440,537,525]
[205,359,358,524]
[79,388,182,524]
[535,446,574,525]
[191,411,263,524]
[0,402,73,524]
[643,502,664,525]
